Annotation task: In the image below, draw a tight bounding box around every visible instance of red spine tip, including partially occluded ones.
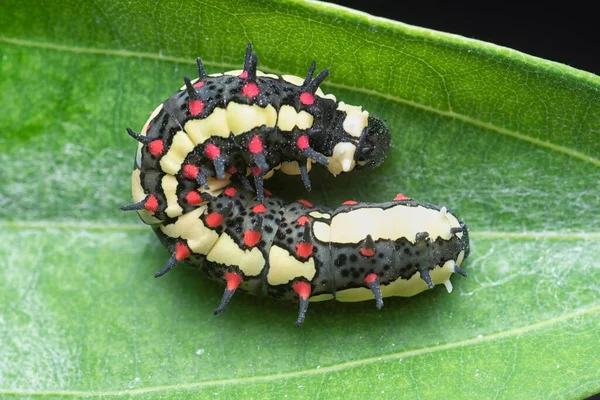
[144,194,159,212]
[186,191,202,205]
[225,271,243,291]
[252,204,267,213]
[251,166,262,176]
[183,164,199,179]
[364,273,378,284]
[205,212,224,228]
[243,230,262,247]
[175,242,191,261]
[342,200,358,205]
[189,100,204,116]
[263,189,272,197]
[224,187,238,197]
[239,71,248,79]
[242,82,260,97]
[193,81,204,88]
[299,92,315,105]
[296,216,309,226]
[360,248,376,257]
[394,193,410,201]
[297,199,313,208]
[296,135,309,150]
[148,140,164,156]
[295,242,314,258]
[248,135,264,154]
[205,144,221,160]
[292,281,311,300]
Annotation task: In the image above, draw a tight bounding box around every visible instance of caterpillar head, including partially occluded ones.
[326,113,391,175]
[355,116,391,169]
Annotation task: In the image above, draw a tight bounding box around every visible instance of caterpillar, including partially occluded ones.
[125,43,391,217]
[123,183,469,325]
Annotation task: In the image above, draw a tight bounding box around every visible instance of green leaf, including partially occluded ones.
[1,0,599,398]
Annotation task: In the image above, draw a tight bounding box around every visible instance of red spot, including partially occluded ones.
[148,140,163,156]
[342,200,358,206]
[296,135,309,150]
[186,191,202,205]
[205,212,224,228]
[193,81,204,88]
[225,271,242,291]
[364,273,378,284]
[299,92,314,105]
[144,194,158,212]
[224,187,237,197]
[297,199,313,208]
[205,144,221,160]
[183,164,199,179]
[175,241,190,261]
[360,248,376,257]
[252,166,262,176]
[263,189,272,197]
[227,166,238,174]
[295,242,313,258]
[252,204,267,213]
[292,281,311,300]
[242,82,260,98]
[296,216,309,226]
[248,135,264,154]
[145,124,151,132]
[394,193,410,201]
[189,100,204,116]
[239,71,248,79]
[243,230,262,247]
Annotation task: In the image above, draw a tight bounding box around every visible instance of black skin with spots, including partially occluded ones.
[152,184,470,304]
[131,43,390,209]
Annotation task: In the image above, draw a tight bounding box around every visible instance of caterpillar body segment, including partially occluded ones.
[146,184,469,325]
[127,43,391,211]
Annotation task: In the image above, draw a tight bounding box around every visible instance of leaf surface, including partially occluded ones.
[1,0,599,398]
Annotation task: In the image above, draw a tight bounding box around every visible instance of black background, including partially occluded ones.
[323,1,598,75]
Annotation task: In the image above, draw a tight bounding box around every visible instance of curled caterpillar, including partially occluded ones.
[126,43,391,216]
[123,183,470,325]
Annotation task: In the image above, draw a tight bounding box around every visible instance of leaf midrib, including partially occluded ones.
[2,221,600,241]
[2,302,599,397]
[1,36,598,168]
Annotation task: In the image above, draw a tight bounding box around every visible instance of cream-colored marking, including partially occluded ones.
[456,251,465,266]
[336,101,369,138]
[323,93,336,102]
[280,161,301,175]
[135,144,143,168]
[312,221,331,243]
[131,169,161,225]
[226,102,277,135]
[205,176,231,191]
[296,110,314,130]
[443,279,453,293]
[185,108,230,143]
[160,206,219,255]
[327,142,357,175]
[267,246,316,285]
[277,105,297,131]
[206,233,266,276]
[263,169,275,179]
[309,211,331,219]
[315,205,462,244]
[159,130,195,175]
[335,260,456,302]
[208,73,225,77]
[280,74,304,87]
[439,206,447,217]
[323,208,388,244]
[309,294,335,302]
[162,175,183,218]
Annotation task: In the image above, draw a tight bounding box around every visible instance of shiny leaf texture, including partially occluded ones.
[1,0,599,398]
